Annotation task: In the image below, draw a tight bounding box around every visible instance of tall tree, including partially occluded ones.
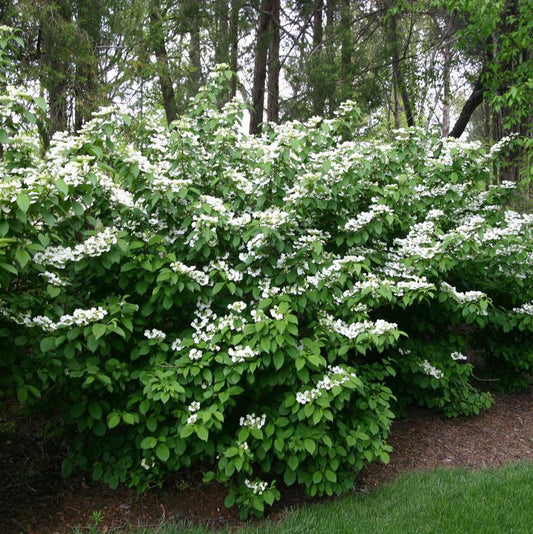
[74,0,104,131]
[149,0,178,124]
[249,0,273,134]
[266,0,280,124]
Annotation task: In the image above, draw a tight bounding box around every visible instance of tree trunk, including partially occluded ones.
[189,21,202,97]
[40,0,72,139]
[441,42,451,136]
[74,0,103,131]
[249,0,272,134]
[324,0,336,113]
[339,0,352,99]
[267,0,280,124]
[229,0,241,99]
[311,0,324,116]
[388,8,415,127]
[214,0,229,66]
[448,77,484,138]
[149,0,178,125]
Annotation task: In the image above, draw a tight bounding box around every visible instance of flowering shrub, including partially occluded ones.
[1,56,533,516]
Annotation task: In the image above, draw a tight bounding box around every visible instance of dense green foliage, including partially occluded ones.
[1,58,533,517]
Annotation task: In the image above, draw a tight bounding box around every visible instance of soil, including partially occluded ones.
[1,387,533,534]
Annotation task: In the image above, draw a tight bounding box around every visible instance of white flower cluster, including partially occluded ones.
[296,366,357,405]
[151,175,192,194]
[190,300,218,346]
[320,314,397,340]
[187,400,201,424]
[144,328,166,341]
[270,305,284,320]
[33,227,119,267]
[239,413,266,430]
[451,351,468,361]
[306,255,364,288]
[345,204,393,232]
[141,458,155,470]
[189,401,200,412]
[239,233,268,263]
[39,271,67,287]
[201,194,227,214]
[244,479,269,495]
[208,259,243,282]
[227,301,247,313]
[394,221,440,260]
[228,345,258,363]
[170,261,210,286]
[420,360,444,379]
[441,282,486,304]
[189,348,203,361]
[255,208,290,228]
[513,303,533,315]
[171,338,184,352]
[1,305,108,332]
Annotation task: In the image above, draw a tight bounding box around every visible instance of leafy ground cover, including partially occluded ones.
[2,386,532,533]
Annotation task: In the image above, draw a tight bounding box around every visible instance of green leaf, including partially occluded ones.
[16,386,28,404]
[196,426,209,441]
[325,469,337,483]
[92,323,107,340]
[284,469,296,486]
[16,193,30,213]
[0,128,9,144]
[40,337,55,353]
[224,492,236,508]
[46,285,61,298]
[0,262,17,275]
[107,412,121,429]
[156,442,170,462]
[122,412,136,425]
[89,402,103,420]
[140,436,158,449]
[33,96,47,111]
[304,438,316,455]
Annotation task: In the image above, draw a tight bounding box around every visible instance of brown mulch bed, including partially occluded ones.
[1,388,533,534]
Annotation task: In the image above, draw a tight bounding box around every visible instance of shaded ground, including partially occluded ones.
[1,387,533,533]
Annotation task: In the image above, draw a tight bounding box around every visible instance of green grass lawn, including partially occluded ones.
[136,461,533,534]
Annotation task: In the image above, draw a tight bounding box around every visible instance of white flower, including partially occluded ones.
[169,261,210,286]
[227,301,247,312]
[39,271,67,287]
[187,413,198,425]
[420,360,444,379]
[451,351,467,361]
[228,345,258,363]
[141,458,155,470]
[171,338,184,351]
[189,348,203,361]
[244,479,269,495]
[239,413,266,430]
[296,366,357,405]
[144,329,166,341]
[33,227,119,268]
[188,401,200,412]
[513,303,533,315]
[270,305,284,320]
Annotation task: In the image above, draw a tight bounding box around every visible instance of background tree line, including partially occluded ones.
[1,0,531,178]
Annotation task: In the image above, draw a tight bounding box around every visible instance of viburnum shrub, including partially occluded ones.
[1,45,533,518]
